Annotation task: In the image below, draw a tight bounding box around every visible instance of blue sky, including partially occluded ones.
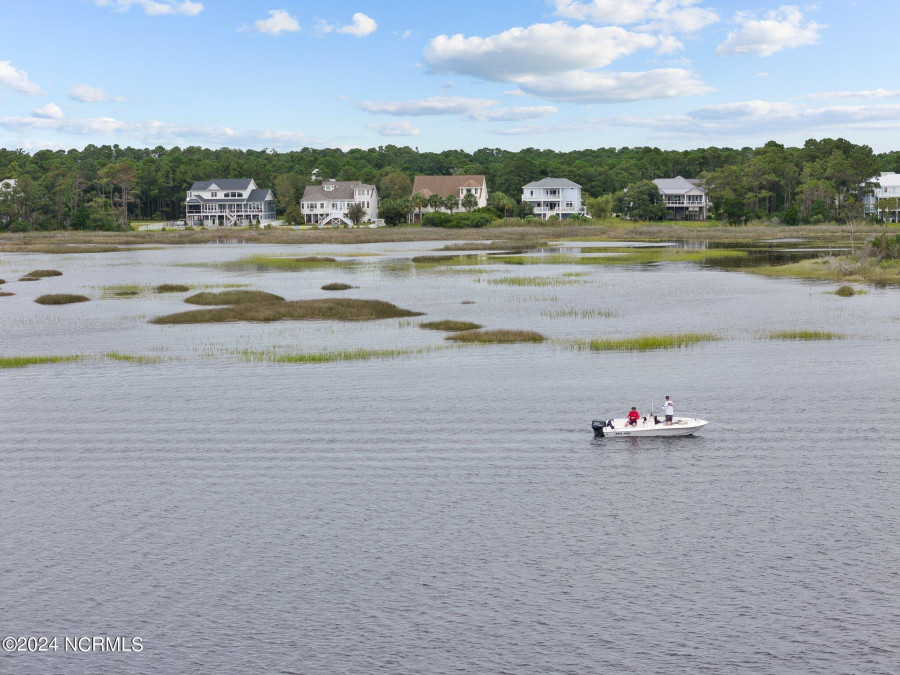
[1,0,898,153]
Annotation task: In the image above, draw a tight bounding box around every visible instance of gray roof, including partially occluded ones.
[652,176,705,194]
[190,178,255,191]
[522,177,581,189]
[186,188,273,204]
[302,181,375,202]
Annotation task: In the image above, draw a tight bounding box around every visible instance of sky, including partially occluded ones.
[1,0,899,154]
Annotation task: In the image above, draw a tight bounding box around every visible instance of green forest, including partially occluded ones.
[1,138,899,231]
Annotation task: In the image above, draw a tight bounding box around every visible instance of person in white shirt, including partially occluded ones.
[664,396,674,425]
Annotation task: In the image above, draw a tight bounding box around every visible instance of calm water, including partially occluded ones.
[2,242,900,674]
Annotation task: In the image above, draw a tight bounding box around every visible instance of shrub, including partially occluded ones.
[834,285,856,297]
[421,211,495,228]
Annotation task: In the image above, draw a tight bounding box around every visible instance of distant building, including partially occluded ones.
[0,178,17,192]
[521,177,585,219]
[185,179,276,227]
[412,175,488,218]
[300,179,378,226]
[652,176,709,221]
[863,172,900,222]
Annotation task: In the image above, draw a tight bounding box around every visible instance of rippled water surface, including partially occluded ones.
[3,241,900,674]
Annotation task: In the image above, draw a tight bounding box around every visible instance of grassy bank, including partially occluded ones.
[745,256,900,285]
[420,320,482,331]
[151,298,423,324]
[0,355,81,368]
[184,290,285,305]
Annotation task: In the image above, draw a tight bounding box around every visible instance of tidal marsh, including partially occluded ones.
[420,320,483,332]
[541,308,618,319]
[447,329,546,344]
[0,355,81,368]
[567,332,721,352]
[228,255,356,272]
[184,290,285,305]
[482,276,582,287]
[762,330,844,341]
[238,346,440,364]
[35,294,90,305]
[27,269,63,278]
[151,298,423,325]
[155,284,191,293]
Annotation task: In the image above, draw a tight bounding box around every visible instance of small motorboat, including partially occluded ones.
[591,414,708,438]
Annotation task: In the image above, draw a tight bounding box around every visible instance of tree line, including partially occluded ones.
[1,138,898,231]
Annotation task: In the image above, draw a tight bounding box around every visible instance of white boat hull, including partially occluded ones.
[592,417,708,438]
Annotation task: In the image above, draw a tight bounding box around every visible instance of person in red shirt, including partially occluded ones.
[627,406,640,427]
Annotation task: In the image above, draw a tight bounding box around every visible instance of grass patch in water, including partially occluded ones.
[0,279,4,284]
[447,329,546,344]
[488,249,747,266]
[0,292,14,297]
[151,298,423,324]
[441,241,548,251]
[35,294,90,305]
[27,269,63,278]
[185,290,285,305]
[483,276,581,287]
[0,355,81,368]
[239,346,437,364]
[228,255,355,271]
[412,254,482,266]
[19,277,39,281]
[321,283,355,291]
[155,284,191,293]
[745,256,900,285]
[542,308,618,318]
[830,285,864,297]
[104,352,165,363]
[763,330,843,341]
[420,320,483,332]
[574,332,720,352]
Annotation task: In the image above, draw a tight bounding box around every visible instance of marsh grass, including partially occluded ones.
[762,330,844,340]
[420,320,483,331]
[238,346,438,364]
[412,254,482,266]
[151,298,423,324]
[567,332,720,352]
[461,300,475,304]
[441,241,548,252]
[831,285,863,297]
[0,245,128,254]
[447,329,546,344]
[321,283,355,291]
[482,276,581,287]
[746,256,900,285]
[228,255,355,271]
[35,294,90,305]
[155,284,191,293]
[0,355,81,368]
[541,308,618,319]
[0,292,14,297]
[488,249,748,266]
[185,290,285,305]
[103,352,165,364]
[0,279,5,284]
[19,277,40,281]
[27,269,63,278]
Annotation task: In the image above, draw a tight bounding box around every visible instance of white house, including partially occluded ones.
[411,175,488,218]
[652,176,710,221]
[863,172,900,222]
[0,178,17,192]
[185,179,276,227]
[300,179,378,226]
[521,177,585,219]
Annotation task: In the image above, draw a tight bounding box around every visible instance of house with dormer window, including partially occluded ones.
[185,178,276,227]
[411,175,488,219]
[300,179,378,226]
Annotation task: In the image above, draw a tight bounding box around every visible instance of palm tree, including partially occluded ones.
[411,193,427,223]
[427,193,444,213]
[443,194,458,214]
[461,192,478,212]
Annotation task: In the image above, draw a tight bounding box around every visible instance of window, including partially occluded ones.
[210,192,217,197]
[566,201,573,208]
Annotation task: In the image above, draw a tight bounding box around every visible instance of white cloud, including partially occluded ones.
[338,12,377,38]
[468,106,558,122]
[806,88,900,101]
[552,0,719,33]
[0,115,323,149]
[425,23,659,80]
[0,60,42,95]
[94,0,203,16]
[314,18,335,35]
[716,6,824,57]
[515,68,711,103]
[357,96,499,116]
[250,9,300,36]
[67,84,124,103]
[33,103,64,120]
[368,121,421,137]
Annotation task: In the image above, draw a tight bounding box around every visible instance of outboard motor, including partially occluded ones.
[592,419,614,437]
